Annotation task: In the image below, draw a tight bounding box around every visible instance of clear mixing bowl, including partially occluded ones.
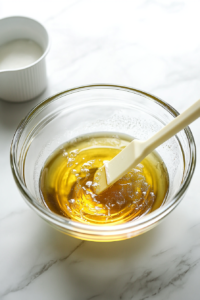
[10,84,196,241]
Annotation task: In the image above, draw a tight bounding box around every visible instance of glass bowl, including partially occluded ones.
[10,84,196,242]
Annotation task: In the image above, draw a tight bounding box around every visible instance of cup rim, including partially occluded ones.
[0,16,50,73]
[10,84,196,235]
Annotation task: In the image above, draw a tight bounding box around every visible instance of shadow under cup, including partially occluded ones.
[10,85,196,241]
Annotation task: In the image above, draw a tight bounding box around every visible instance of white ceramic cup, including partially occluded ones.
[0,16,50,102]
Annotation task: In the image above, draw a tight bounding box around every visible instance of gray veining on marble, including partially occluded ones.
[1,0,200,299]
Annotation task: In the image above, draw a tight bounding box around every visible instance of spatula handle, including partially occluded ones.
[144,99,200,154]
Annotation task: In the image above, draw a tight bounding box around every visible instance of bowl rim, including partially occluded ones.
[0,16,50,73]
[10,84,196,235]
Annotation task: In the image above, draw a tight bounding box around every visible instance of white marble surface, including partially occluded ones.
[1,0,200,299]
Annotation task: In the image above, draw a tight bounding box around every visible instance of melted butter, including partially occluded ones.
[40,134,169,225]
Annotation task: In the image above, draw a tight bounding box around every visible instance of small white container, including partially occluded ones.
[0,16,50,102]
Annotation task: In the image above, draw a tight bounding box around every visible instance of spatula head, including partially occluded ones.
[93,140,145,194]
[93,165,108,194]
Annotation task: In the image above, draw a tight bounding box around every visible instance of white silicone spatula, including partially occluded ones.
[94,99,200,194]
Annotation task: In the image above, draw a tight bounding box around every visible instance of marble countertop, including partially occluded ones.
[1,0,200,299]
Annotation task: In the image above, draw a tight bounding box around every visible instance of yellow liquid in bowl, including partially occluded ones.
[40,134,169,225]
